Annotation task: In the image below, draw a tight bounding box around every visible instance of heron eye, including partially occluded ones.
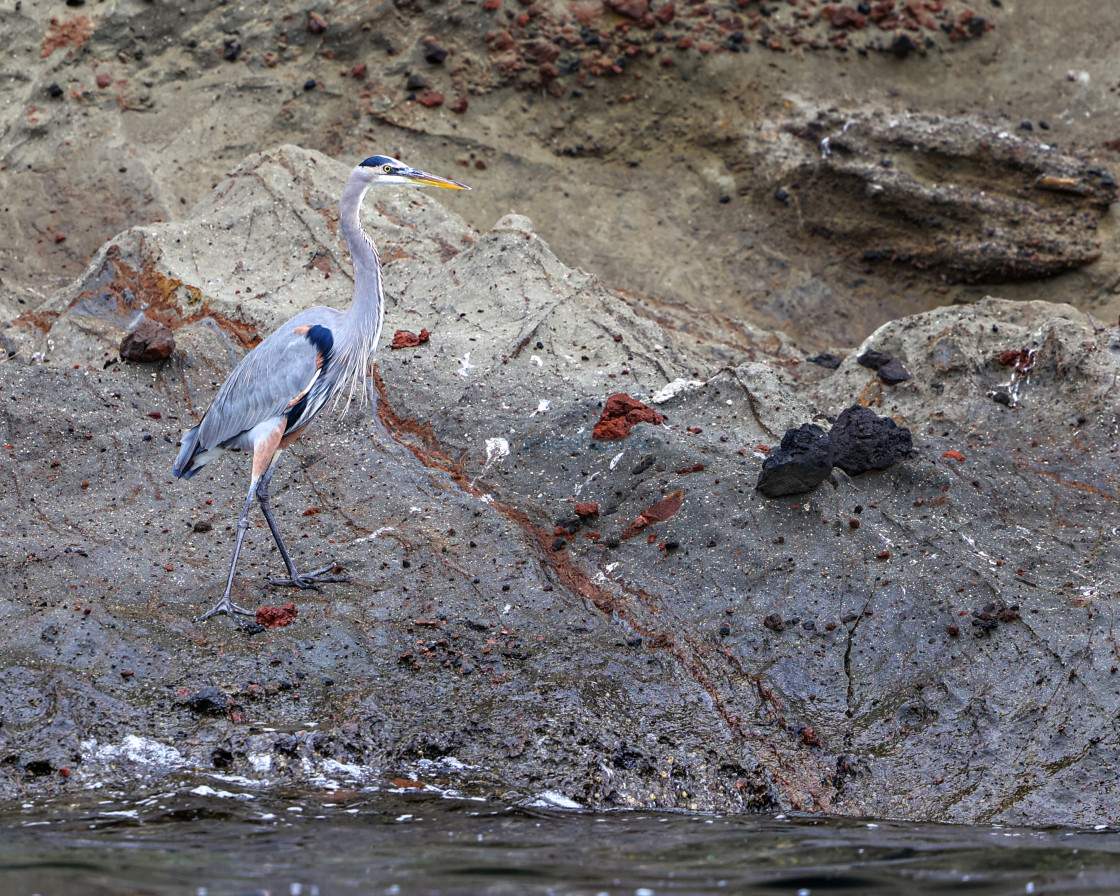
[383,164,393,174]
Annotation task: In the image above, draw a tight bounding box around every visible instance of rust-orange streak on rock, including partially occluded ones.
[1016,461,1118,502]
[68,247,261,349]
[373,369,830,810]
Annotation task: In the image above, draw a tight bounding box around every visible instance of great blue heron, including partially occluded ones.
[173,156,469,622]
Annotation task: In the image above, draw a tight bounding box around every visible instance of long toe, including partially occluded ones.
[307,561,350,582]
[269,562,349,589]
[195,596,256,623]
[269,576,321,591]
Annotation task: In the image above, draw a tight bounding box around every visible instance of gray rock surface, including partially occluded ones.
[1,146,1118,826]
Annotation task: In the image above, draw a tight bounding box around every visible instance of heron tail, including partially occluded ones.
[173,425,205,479]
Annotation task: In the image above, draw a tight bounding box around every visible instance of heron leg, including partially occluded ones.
[195,483,257,623]
[255,453,350,590]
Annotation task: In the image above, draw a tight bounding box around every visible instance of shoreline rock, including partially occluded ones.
[0,146,1118,827]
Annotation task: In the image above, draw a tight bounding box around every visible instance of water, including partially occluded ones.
[4,787,1120,895]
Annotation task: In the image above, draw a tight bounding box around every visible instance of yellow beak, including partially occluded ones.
[405,168,471,190]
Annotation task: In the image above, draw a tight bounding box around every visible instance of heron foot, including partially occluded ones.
[195,595,256,624]
[269,562,349,591]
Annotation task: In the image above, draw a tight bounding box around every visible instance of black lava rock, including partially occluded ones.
[755,423,833,497]
[856,349,892,371]
[806,353,844,369]
[876,357,912,385]
[184,686,230,716]
[829,406,915,475]
[424,45,449,65]
[857,349,911,384]
[888,33,916,59]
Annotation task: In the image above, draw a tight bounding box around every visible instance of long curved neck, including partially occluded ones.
[339,171,385,345]
[333,168,386,406]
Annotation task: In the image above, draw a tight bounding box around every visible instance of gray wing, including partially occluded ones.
[193,309,340,452]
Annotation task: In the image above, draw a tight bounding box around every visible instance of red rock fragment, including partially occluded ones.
[526,40,561,64]
[822,4,867,27]
[417,90,445,107]
[572,0,604,25]
[307,11,327,33]
[605,0,649,19]
[40,15,93,59]
[869,0,894,21]
[942,450,965,462]
[120,318,175,362]
[256,602,298,628]
[801,726,821,746]
[391,328,431,349]
[592,393,665,440]
[492,30,516,51]
[654,2,676,23]
[351,63,367,78]
[621,488,684,539]
[675,462,704,474]
[451,96,469,113]
[996,348,1034,373]
[574,502,600,518]
[484,0,501,9]
[95,71,112,89]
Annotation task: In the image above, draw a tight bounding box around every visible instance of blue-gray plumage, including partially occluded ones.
[174,156,469,622]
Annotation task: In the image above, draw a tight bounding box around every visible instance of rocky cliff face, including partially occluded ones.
[4,0,1120,340]
[1,144,1118,825]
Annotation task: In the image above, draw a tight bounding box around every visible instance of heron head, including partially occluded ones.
[357,155,470,190]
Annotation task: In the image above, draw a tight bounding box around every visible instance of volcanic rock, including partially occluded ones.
[755,423,834,497]
[120,318,175,362]
[828,406,915,475]
[593,393,665,440]
[2,147,1120,832]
